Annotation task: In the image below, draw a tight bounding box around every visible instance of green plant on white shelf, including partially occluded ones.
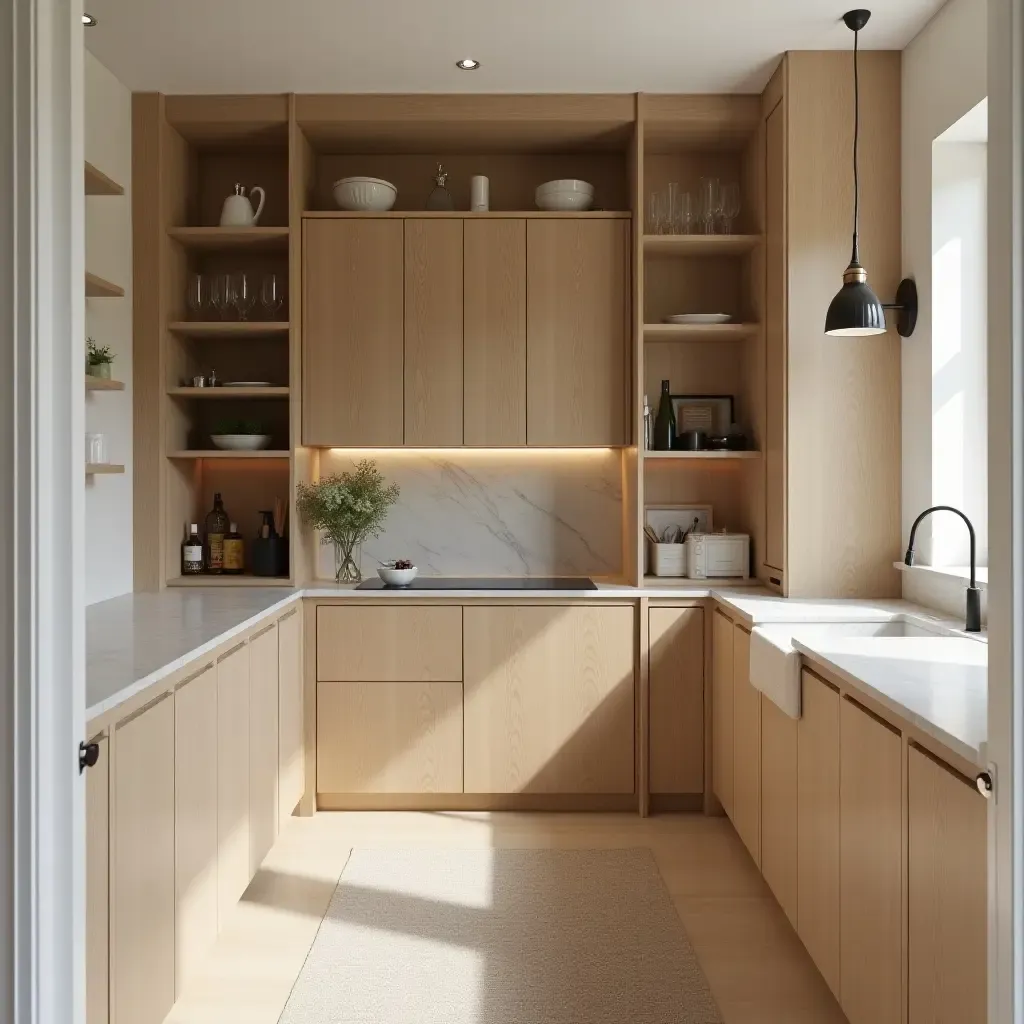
[86,337,114,379]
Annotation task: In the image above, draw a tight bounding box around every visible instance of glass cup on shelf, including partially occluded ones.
[678,191,695,234]
[666,182,679,234]
[699,177,722,234]
[210,273,233,321]
[721,182,742,234]
[230,271,258,321]
[648,190,663,234]
[85,432,108,465]
[186,273,209,320]
[260,274,285,320]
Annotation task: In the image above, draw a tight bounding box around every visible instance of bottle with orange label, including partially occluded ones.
[223,521,245,575]
[204,492,229,573]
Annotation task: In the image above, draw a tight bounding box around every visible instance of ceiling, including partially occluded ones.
[85,0,944,96]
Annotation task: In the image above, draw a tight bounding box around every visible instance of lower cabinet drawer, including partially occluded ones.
[317,681,464,794]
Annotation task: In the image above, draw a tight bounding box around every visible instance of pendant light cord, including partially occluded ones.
[851,25,861,266]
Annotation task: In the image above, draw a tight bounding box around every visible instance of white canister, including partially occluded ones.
[85,432,108,464]
[470,175,490,212]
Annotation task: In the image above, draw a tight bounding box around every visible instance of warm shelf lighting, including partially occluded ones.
[327,447,619,457]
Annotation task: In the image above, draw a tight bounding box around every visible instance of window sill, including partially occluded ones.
[893,562,988,590]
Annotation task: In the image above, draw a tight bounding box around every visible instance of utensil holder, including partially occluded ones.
[649,541,687,577]
[251,536,288,577]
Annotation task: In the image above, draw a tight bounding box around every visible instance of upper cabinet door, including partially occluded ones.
[464,219,527,446]
[526,219,629,446]
[302,219,404,446]
[404,219,464,446]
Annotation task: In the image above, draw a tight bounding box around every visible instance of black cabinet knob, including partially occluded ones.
[79,741,100,774]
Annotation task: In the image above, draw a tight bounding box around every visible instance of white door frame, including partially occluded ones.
[1,2,85,1023]
[988,0,1024,1021]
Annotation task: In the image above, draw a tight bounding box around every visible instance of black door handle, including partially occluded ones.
[79,741,100,774]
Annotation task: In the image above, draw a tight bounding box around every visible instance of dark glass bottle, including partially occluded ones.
[222,521,245,575]
[181,523,203,575]
[652,379,676,451]
[204,492,230,574]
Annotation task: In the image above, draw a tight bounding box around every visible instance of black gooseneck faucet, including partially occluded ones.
[904,505,982,632]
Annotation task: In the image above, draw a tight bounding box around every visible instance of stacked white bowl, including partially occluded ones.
[535,179,594,211]
[333,176,398,211]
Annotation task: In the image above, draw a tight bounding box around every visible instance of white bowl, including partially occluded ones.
[535,189,594,212]
[378,565,419,587]
[210,434,272,451]
[333,176,397,212]
[536,179,594,195]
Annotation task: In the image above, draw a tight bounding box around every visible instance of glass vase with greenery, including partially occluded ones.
[86,337,114,379]
[296,460,400,583]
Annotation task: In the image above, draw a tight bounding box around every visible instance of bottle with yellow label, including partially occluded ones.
[204,492,229,573]
[223,521,245,575]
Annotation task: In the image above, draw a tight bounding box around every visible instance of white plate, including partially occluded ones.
[662,313,732,325]
[223,381,273,388]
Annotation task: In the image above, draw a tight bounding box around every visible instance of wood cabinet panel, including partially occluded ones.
[86,736,109,1024]
[797,669,841,997]
[908,745,987,1024]
[463,219,526,445]
[302,218,404,445]
[174,664,219,995]
[316,605,463,682]
[463,605,635,794]
[526,219,628,445]
[317,681,464,793]
[404,218,464,445]
[112,696,175,1024]
[277,607,304,827]
[731,624,760,866]
[712,608,734,815]
[217,643,251,923]
[840,697,903,1024]
[648,606,704,794]
[760,695,798,927]
[249,624,279,874]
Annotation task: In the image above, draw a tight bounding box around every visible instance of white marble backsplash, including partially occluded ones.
[315,451,623,578]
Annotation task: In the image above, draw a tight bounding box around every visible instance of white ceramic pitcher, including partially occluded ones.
[219,183,265,227]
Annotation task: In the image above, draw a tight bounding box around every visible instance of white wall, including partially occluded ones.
[85,52,133,604]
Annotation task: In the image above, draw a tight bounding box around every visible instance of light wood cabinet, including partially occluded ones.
[317,680,464,794]
[525,219,628,445]
[463,605,635,794]
[908,745,987,1024]
[796,669,841,997]
[731,624,760,866]
[173,664,219,995]
[711,608,734,815]
[760,695,797,927]
[217,643,251,923]
[404,219,464,445]
[302,218,404,446]
[249,623,279,874]
[277,606,304,827]
[840,696,903,1024]
[463,218,527,445]
[112,696,175,1024]
[648,606,704,795]
[86,736,109,1024]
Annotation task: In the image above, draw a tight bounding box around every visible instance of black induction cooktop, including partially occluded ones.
[355,576,597,591]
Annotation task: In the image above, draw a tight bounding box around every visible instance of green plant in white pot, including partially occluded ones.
[86,337,114,379]
[297,460,400,583]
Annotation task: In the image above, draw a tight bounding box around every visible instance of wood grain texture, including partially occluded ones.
[642,94,761,149]
[277,607,305,826]
[797,669,841,998]
[112,696,175,1024]
[760,695,798,927]
[526,219,628,445]
[249,624,280,875]
[648,606,704,794]
[908,746,987,1024]
[302,218,404,445]
[85,159,124,195]
[217,644,251,924]
[404,219,464,445]
[711,608,734,815]
[316,605,462,682]
[173,665,219,995]
[463,605,635,794]
[463,219,527,445]
[840,696,903,1024]
[731,624,760,866]
[86,737,109,1024]
[317,680,464,794]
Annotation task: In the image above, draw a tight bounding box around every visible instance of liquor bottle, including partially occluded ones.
[223,521,245,575]
[204,492,229,574]
[181,524,203,575]
[652,379,676,451]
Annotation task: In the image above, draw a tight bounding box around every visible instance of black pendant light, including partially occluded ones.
[825,9,919,338]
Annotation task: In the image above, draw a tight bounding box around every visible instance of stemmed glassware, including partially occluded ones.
[721,182,742,233]
[187,273,209,319]
[700,177,722,234]
[260,273,285,319]
[230,271,258,321]
[209,274,232,321]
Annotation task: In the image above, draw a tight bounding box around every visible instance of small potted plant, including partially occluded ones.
[86,337,114,379]
[297,460,400,583]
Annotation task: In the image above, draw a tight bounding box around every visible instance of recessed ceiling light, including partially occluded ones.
[82,13,97,25]
[455,58,480,71]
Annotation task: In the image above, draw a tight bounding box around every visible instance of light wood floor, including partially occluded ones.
[165,811,847,1024]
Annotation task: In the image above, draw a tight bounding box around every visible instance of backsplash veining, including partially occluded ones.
[316,451,623,578]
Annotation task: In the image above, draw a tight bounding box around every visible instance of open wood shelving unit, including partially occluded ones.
[86,463,126,475]
[86,375,126,391]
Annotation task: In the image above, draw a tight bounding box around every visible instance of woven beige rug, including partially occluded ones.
[279,847,722,1023]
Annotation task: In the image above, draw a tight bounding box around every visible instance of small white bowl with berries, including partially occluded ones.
[377,559,418,587]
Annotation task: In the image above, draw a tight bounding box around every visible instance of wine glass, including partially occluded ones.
[648,190,663,234]
[678,191,695,234]
[209,273,232,321]
[666,182,679,234]
[700,177,722,234]
[186,273,209,319]
[231,271,257,321]
[721,182,742,234]
[260,274,285,320]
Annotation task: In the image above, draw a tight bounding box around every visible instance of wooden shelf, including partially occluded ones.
[643,322,759,343]
[167,226,290,251]
[168,450,290,459]
[644,450,761,460]
[303,210,632,220]
[643,574,762,587]
[167,574,292,588]
[86,463,125,475]
[643,234,762,256]
[168,321,290,339]
[86,375,126,391]
[84,160,124,196]
[167,386,289,398]
[85,272,125,298]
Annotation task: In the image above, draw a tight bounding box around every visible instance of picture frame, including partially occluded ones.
[671,394,735,434]
[644,504,714,543]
